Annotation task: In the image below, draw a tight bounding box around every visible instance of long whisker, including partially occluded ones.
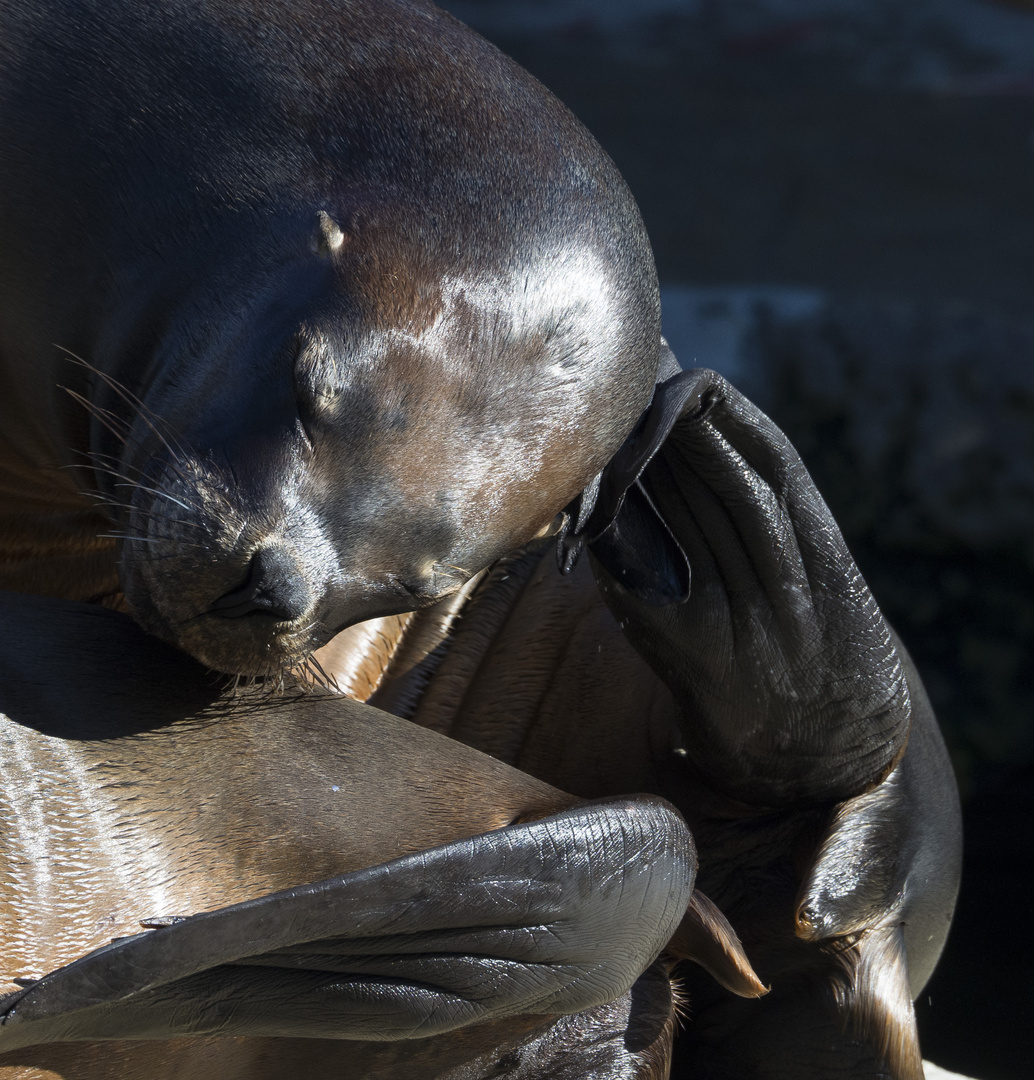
[57,348,189,463]
[60,360,206,496]
[307,653,341,693]
[109,482,194,513]
[293,653,340,695]
[84,497,202,531]
[98,532,209,551]
[72,425,199,498]
[79,461,205,515]
[59,391,212,515]
[96,534,166,545]
[434,562,473,576]
[75,405,132,449]
[61,387,131,448]
[294,658,318,693]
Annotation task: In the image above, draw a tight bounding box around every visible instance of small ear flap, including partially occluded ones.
[311,210,345,255]
[558,363,716,604]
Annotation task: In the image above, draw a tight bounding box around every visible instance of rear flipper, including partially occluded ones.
[671,640,960,1080]
[0,797,696,1050]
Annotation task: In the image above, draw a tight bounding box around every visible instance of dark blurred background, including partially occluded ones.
[438,2,1033,1076]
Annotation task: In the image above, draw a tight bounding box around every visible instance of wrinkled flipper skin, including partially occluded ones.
[0,797,692,1051]
[577,368,961,1078]
[586,367,911,809]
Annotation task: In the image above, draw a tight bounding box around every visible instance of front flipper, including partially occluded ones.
[585,367,911,807]
[0,797,693,1050]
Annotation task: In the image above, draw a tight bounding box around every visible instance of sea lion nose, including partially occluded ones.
[208,547,311,621]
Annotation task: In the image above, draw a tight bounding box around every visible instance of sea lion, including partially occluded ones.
[0,367,963,1078]
[0,590,764,1079]
[0,0,660,677]
[0,0,963,1075]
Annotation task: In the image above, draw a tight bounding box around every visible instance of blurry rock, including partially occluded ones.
[752,297,1034,550]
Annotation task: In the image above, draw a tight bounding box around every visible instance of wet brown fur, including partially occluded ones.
[0,590,764,1078]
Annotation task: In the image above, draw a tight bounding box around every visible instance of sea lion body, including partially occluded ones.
[0,591,751,1078]
[0,0,659,675]
[0,377,964,1080]
[0,528,961,1079]
[336,366,964,1080]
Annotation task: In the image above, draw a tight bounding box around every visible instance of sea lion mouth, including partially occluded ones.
[117,476,456,677]
[128,563,350,679]
[173,610,327,678]
[168,576,441,678]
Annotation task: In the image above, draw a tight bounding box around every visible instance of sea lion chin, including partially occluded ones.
[0,0,664,676]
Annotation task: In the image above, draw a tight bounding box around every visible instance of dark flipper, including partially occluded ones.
[749,637,962,1080]
[0,797,694,1050]
[796,633,963,993]
[585,367,911,807]
[572,368,960,1078]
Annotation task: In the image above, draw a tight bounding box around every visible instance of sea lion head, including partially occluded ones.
[54,0,662,676]
[102,197,660,676]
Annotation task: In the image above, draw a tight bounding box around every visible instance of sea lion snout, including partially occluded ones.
[113,428,492,676]
[112,444,338,675]
[206,547,314,622]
